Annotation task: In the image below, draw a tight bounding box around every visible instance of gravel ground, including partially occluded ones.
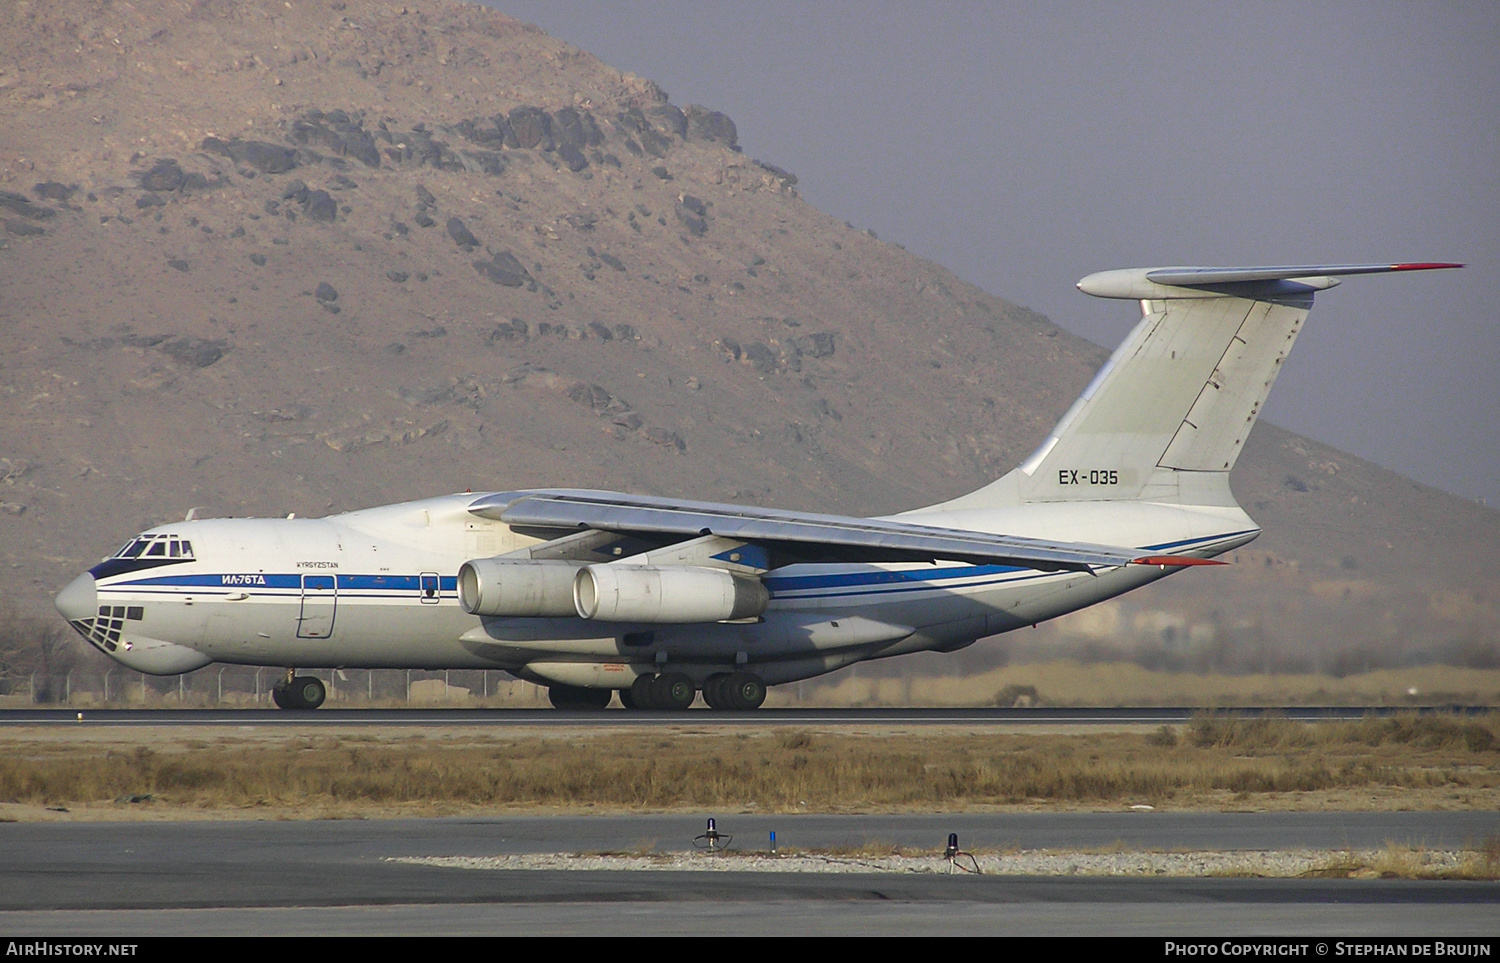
[393,849,1481,877]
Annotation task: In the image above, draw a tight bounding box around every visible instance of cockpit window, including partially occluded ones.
[113,535,194,560]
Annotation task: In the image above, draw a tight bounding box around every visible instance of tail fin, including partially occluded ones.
[935,263,1461,511]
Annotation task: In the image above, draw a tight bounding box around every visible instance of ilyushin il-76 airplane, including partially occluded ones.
[56,262,1460,710]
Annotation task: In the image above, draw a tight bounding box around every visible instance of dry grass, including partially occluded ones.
[0,713,1495,818]
[793,661,1500,708]
[1307,839,1500,880]
[1190,713,1497,753]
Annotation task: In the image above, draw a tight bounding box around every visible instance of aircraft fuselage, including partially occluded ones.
[58,490,1257,687]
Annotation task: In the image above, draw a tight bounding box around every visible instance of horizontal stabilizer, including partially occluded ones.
[1079,262,1461,300]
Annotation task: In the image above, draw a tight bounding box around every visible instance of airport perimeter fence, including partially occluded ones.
[2,667,561,708]
[2,667,829,708]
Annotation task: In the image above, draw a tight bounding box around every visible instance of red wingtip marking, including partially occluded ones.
[1131,556,1229,567]
[1390,262,1464,271]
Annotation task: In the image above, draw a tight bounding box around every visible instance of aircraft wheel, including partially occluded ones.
[725,672,766,710]
[548,684,612,710]
[295,676,327,710]
[617,686,638,710]
[651,672,696,711]
[274,675,325,711]
[701,673,731,710]
[628,673,658,710]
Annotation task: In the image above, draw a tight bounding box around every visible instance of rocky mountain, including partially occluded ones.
[1,0,1495,682]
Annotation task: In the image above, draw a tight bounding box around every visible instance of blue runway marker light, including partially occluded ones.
[694,817,730,853]
[944,832,981,874]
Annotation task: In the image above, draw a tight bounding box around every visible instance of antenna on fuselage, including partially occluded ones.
[184,507,201,521]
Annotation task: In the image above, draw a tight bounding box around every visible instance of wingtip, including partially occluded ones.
[1390,262,1464,271]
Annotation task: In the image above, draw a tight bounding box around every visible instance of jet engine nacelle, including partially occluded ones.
[457,558,581,617]
[573,565,769,623]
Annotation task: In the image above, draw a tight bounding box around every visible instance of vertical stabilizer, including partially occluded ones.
[927,263,1460,512]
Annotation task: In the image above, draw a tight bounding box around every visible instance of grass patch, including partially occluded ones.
[1307,840,1500,880]
[0,712,1494,816]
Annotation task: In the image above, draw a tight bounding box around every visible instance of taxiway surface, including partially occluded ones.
[2,814,1496,936]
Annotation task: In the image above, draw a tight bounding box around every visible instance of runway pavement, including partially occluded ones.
[2,705,1487,727]
[1,814,1496,936]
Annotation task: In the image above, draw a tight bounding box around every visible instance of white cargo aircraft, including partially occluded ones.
[56,263,1459,710]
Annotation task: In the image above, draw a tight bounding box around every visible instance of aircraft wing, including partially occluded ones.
[467,490,1216,573]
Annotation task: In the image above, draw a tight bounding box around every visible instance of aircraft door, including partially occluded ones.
[419,572,440,604]
[297,575,337,639]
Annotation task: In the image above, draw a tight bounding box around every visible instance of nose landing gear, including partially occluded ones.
[271,670,326,710]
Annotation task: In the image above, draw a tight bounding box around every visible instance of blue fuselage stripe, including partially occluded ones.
[763,530,1249,598]
[102,573,459,591]
[765,563,1026,593]
[94,532,1249,603]
[1143,530,1257,552]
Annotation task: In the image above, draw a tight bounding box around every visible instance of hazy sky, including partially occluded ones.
[489,1,1499,505]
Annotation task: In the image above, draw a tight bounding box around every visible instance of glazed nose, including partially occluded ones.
[55,572,98,622]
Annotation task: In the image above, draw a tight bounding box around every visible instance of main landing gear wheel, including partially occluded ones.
[624,673,697,710]
[701,674,731,710]
[697,673,764,710]
[627,674,657,710]
[272,675,326,711]
[651,672,696,711]
[725,672,766,710]
[547,684,613,710]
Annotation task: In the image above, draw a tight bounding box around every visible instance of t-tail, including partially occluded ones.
[933,263,1461,513]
